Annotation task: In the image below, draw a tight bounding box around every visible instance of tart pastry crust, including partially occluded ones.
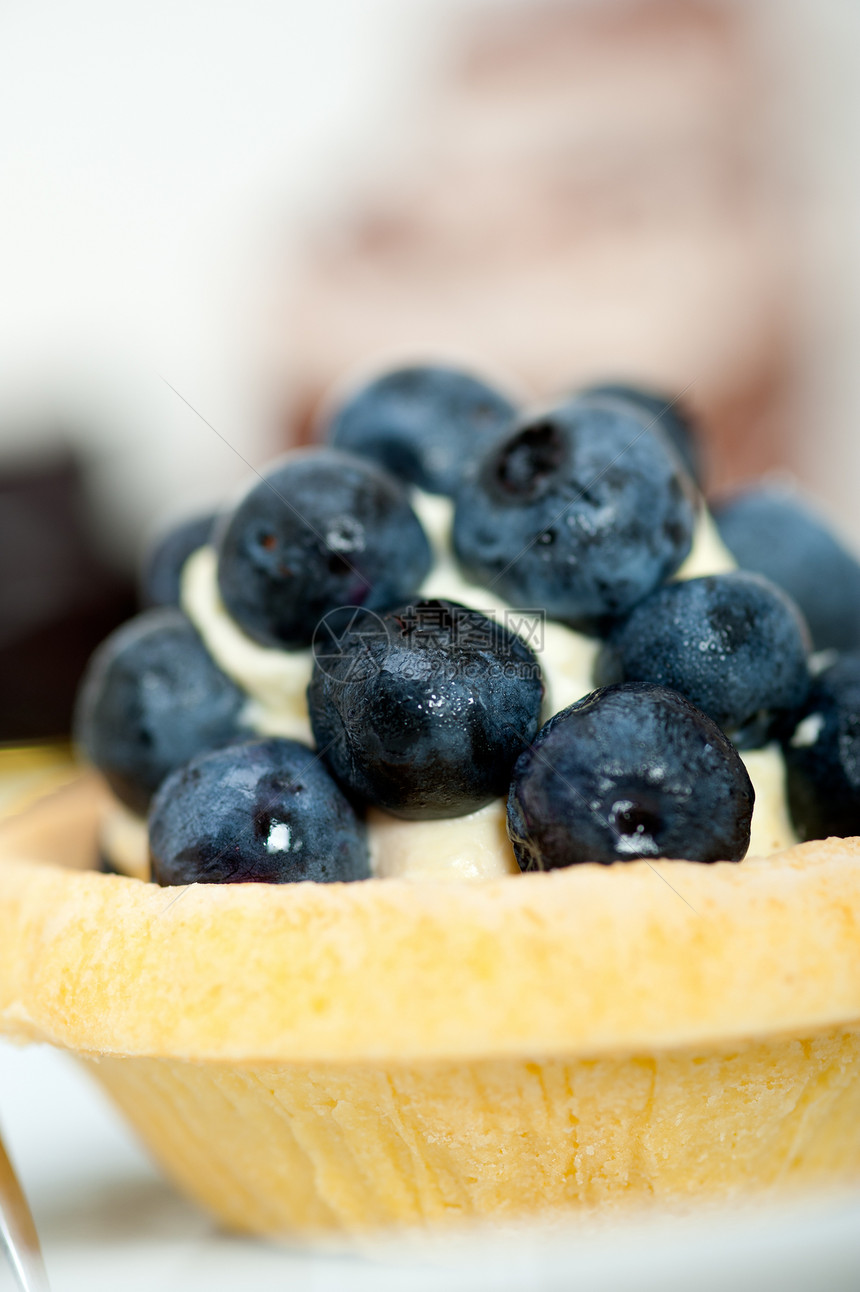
[1,777,859,1236]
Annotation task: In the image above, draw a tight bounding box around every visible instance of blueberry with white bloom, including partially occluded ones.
[452,397,697,626]
[140,510,217,607]
[595,571,811,747]
[582,380,703,487]
[783,653,860,841]
[714,484,860,652]
[74,607,251,815]
[508,683,755,869]
[149,737,370,885]
[308,599,544,819]
[215,450,433,649]
[323,363,517,496]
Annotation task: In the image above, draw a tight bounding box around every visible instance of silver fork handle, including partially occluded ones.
[0,1130,50,1292]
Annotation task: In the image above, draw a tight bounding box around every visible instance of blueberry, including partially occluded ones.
[307,599,544,818]
[452,398,697,626]
[713,485,860,652]
[139,510,217,608]
[74,607,251,815]
[595,572,811,748]
[215,450,433,649]
[582,381,703,487]
[783,653,860,841]
[149,737,370,885]
[322,364,517,496]
[508,683,754,868]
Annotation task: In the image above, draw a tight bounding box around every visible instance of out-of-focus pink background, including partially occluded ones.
[2,5,860,1287]
[2,1,859,545]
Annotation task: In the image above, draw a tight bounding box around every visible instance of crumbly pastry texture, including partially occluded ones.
[1,778,859,1236]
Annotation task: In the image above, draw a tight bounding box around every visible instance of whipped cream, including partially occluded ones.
[369,799,518,880]
[182,546,313,744]
[107,491,796,884]
[100,796,150,881]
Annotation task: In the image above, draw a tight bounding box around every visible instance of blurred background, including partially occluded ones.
[1,0,860,742]
[4,5,860,1286]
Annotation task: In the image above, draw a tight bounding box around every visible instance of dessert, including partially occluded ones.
[1,363,859,1240]
[507,684,755,870]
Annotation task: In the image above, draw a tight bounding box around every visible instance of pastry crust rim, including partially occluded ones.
[1,774,859,1064]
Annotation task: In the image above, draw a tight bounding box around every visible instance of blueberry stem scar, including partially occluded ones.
[151,733,353,888]
[520,729,701,913]
[485,377,698,592]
